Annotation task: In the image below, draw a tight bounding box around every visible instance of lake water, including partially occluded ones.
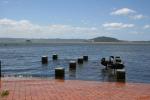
[0,43,150,83]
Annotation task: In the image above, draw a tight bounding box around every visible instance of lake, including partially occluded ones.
[0,43,150,83]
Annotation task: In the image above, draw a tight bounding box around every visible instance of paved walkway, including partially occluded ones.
[0,78,150,100]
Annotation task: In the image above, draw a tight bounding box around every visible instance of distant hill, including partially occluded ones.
[91,36,122,42]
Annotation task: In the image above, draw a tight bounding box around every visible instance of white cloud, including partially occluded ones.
[0,18,100,38]
[0,18,143,39]
[130,14,145,20]
[111,8,146,20]
[144,25,150,29]
[0,18,16,25]
[103,22,134,30]
[111,8,136,16]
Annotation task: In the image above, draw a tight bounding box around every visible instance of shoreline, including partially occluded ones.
[0,42,150,46]
[1,77,150,84]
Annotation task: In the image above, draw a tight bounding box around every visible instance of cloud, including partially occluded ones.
[0,18,143,39]
[111,8,146,20]
[111,8,136,16]
[130,14,145,20]
[0,18,32,27]
[144,25,150,29]
[103,22,134,30]
[0,18,100,38]
[0,18,39,34]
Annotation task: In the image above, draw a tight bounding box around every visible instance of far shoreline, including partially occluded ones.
[0,42,150,46]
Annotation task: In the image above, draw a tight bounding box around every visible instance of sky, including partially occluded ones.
[0,0,150,40]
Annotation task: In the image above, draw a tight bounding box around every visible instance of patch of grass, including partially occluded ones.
[1,90,9,97]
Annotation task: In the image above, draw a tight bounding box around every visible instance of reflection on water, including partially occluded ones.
[69,69,76,79]
[101,69,126,82]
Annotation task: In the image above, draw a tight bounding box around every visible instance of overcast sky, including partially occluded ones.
[0,0,150,40]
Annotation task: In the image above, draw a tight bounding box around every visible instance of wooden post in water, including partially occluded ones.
[69,61,76,70]
[116,69,126,82]
[83,56,88,61]
[53,54,58,60]
[77,57,83,64]
[55,67,65,79]
[41,56,48,64]
[0,61,1,78]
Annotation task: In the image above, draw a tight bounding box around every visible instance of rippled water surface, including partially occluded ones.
[0,43,150,83]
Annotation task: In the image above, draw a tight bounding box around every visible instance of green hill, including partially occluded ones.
[91,36,121,42]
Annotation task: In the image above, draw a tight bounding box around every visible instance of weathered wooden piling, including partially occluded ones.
[77,57,83,64]
[53,54,58,60]
[55,67,65,78]
[41,56,48,64]
[116,69,126,81]
[69,61,76,70]
[0,61,1,78]
[83,56,88,61]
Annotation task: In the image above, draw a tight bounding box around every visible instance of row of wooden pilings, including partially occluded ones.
[0,55,125,81]
[41,54,88,79]
[42,54,58,64]
[41,54,125,81]
[0,61,1,78]
[0,55,87,80]
[41,54,88,64]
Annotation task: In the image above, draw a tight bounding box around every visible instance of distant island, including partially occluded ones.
[90,36,122,42]
[0,36,150,45]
